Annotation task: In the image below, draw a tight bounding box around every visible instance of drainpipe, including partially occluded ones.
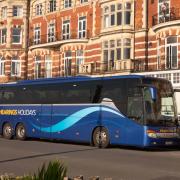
[133,1,135,72]
[24,0,31,80]
[145,0,149,71]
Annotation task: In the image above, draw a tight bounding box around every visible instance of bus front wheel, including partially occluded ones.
[3,123,13,139]
[16,123,26,140]
[93,127,110,148]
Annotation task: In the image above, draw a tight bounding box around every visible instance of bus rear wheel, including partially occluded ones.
[16,123,26,140]
[3,123,13,139]
[93,127,110,148]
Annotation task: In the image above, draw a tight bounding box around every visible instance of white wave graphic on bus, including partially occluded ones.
[32,106,125,133]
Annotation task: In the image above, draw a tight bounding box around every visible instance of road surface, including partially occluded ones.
[0,138,180,179]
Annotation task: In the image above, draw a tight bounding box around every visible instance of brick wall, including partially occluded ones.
[1,0,180,82]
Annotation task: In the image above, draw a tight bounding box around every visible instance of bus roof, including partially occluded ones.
[0,75,150,87]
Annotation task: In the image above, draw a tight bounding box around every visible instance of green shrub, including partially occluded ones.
[20,176,33,180]
[34,161,67,180]
[21,161,67,180]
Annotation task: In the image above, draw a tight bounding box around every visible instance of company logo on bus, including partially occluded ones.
[0,109,36,116]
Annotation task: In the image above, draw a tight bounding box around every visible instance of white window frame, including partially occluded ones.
[1,6,7,19]
[102,40,116,70]
[0,28,7,44]
[102,37,132,63]
[64,51,72,76]
[165,36,178,69]
[12,27,21,44]
[34,56,41,79]
[45,55,52,78]
[64,0,72,9]
[11,57,21,77]
[62,20,70,40]
[80,0,88,4]
[117,3,122,26]
[110,4,116,26]
[124,2,131,25]
[35,3,43,16]
[47,22,55,42]
[78,16,86,39]
[13,6,23,17]
[123,38,131,59]
[103,41,109,64]
[158,0,170,23]
[0,57,5,76]
[102,2,132,29]
[173,73,180,84]
[76,50,84,73]
[34,27,41,45]
[103,6,110,28]
[157,39,161,70]
[49,0,56,12]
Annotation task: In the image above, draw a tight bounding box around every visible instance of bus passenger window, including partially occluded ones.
[1,90,16,104]
[127,96,143,122]
[64,88,91,104]
[101,81,127,114]
[92,85,102,103]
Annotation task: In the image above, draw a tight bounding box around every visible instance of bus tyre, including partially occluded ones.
[3,123,13,139]
[93,127,110,148]
[16,123,26,140]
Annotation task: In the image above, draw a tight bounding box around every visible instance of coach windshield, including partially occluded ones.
[143,79,177,126]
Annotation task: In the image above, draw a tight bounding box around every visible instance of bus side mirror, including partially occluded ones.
[149,87,157,101]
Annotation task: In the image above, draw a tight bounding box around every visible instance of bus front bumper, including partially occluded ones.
[144,128,180,147]
[146,138,180,147]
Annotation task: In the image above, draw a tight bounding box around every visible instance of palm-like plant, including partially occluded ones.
[33,161,67,180]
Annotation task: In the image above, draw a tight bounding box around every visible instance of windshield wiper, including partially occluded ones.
[160,115,174,121]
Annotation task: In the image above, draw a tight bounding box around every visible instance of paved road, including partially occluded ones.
[0,138,180,180]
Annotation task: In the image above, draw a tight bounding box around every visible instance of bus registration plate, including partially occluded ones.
[165,141,173,145]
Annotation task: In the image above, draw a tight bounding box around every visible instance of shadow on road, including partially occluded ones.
[1,137,180,164]
[0,145,98,164]
[31,138,180,152]
[111,144,180,152]
[32,138,180,152]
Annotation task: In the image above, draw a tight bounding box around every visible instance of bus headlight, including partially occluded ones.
[147,130,157,138]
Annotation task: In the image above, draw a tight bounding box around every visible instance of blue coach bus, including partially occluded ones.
[0,75,179,148]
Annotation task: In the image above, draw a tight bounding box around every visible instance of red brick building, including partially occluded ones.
[0,0,180,89]
[134,0,180,90]
[0,0,29,82]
